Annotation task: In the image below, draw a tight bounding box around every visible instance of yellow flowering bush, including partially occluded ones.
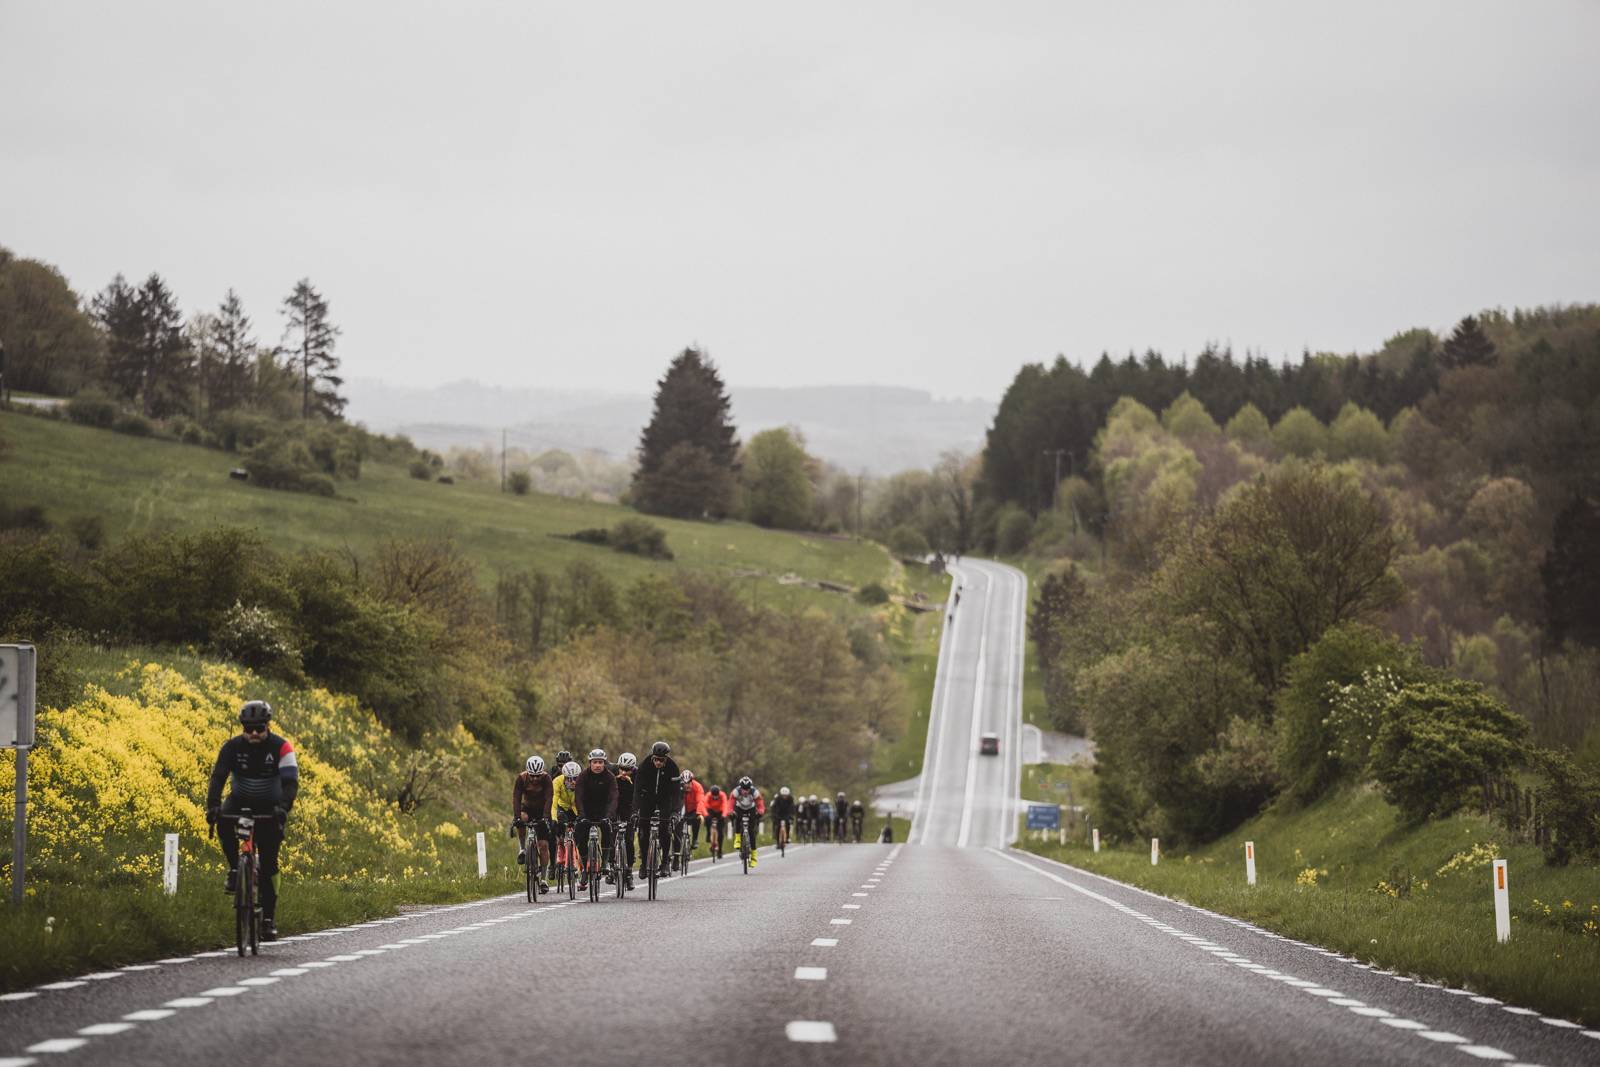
[0,657,487,887]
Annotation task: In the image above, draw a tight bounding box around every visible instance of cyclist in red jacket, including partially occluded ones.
[680,771,706,853]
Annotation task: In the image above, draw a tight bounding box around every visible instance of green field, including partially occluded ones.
[0,409,890,616]
[1018,786,1600,1025]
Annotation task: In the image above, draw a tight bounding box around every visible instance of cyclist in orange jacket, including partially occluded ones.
[680,771,706,852]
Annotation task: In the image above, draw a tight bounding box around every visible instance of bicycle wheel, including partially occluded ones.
[646,833,658,901]
[245,853,260,956]
[740,819,750,875]
[526,839,538,903]
[588,831,600,902]
[234,861,248,958]
[614,830,627,900]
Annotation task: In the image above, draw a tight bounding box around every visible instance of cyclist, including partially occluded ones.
[680,770,706,854]
[770,786,796,849]
[729,776,765,867]
[550,760,581,879]
[634,741,681,878]
[849,797,866,842]
[834,791,849,842]
[614,752,638,890]
[206,700,298,942]
[513,756,553,894]
[574,749,618,893]
[803,794,821,842]
[703,783,727,856]
[817,794,834,836]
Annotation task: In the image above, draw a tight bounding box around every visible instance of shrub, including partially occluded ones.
[94,528,294,645]
[570,527,610,545]
[508,470,532,495]
[609,519,672,560]
[112,411,154,436]
[66,390,118,428]
[857,582,890,605]
[1368,677,1529,822]
[0,503,50,534]
[1529,749,1600,865]
[210,410,278,452]
[408,458,433,480]
[67,515,104,550]
[213,601,301,678]
[243,436,337,496]
[886,524,930,558]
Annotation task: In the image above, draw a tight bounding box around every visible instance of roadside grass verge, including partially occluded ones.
[1017,786,1600,1025]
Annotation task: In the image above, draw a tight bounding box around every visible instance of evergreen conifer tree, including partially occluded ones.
[208,289,259,413]
[631,347,739,518]
[1439,315,1496,370]
[281,278,345,420]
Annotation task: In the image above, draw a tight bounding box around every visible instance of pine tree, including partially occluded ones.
[208,289,259,414]
[134,274,193,417]
[281,278,345,420]
[93,274,143,404]
[1439,315,1496,370]
[631,347,740,518]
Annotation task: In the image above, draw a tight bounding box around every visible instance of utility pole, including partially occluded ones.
[1043,449,1067,509]
[500,429,507,492]
[856,471,865,536]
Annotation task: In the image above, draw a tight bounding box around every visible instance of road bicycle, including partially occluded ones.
[707,817,723,861]
[736,811,753,875]
[674,815,693,877]
[585,824,602,903]
[613,817,630,900]
[217,812,265,957]
[851,815,864,843]
[776,818,789,858]
[515,820,540,903]
[644,810,662,901]
[557,820,578,900]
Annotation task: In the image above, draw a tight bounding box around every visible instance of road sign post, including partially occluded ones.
[3,644,38,906]
[476,831,487,878]
[1025,805,1060,834]
[1245,840,1257,886]
[1492,859,1510,943]
[163,833,180,895]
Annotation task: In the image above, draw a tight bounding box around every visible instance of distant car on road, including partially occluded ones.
[980,733,1000,755]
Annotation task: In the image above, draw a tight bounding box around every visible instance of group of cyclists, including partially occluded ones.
[203,698,881,941]
[510,743,874,893]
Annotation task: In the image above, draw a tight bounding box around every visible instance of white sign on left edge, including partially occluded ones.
[1,644,37,748]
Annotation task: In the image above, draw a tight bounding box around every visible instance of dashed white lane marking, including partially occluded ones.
[785,1021,837,1043]
[811,938,838,947]
[37,982,85,991]
[299,961,337,969]
[119,965,162,972]
[237,977,279,986]
[0,1056,39,1067]
[162,998,212,1009]
[1502,1007,1539,1016]
[1416,1030,1467,1042]
[81,974,121,982]
[841,904,861,910]
[794,967,827,981]
[1459,1047,1514,1060]
[324,955,363,962]
[24,1039,86,1053]
[0,993,40,1002]
[200,987,249,997]
[76,1023,134,1036]
[353,949,387,956]
[1540,1018,1581,1029]
[829,918,852,925]
[270,968,309,977]
[1379,1019,1428,1030]
[852,893,869,897]
[122,1010,175,1022]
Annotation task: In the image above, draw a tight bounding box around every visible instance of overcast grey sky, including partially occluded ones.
[3,2,1597,400]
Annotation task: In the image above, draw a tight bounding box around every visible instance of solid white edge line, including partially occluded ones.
[954,571,994,847]
[914,562,964,843]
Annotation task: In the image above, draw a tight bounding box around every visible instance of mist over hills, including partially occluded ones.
[345,379,995,474]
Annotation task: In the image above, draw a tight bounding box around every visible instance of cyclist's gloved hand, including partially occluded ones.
[206,805,219,827]
[274,804,289,825]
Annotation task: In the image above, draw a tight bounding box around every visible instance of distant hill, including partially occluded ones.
[345,379,995,474]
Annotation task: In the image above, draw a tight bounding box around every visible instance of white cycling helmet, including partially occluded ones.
[809,794,818,803]
[681,770,694,784]
[526,756,544,775]
[779,786,791,797]
[563,761,580,779]
[587,748,607,762]
[618,752,638,769]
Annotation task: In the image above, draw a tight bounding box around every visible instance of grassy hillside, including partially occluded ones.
[1018,787,1600,1025]
[0,409,889,615]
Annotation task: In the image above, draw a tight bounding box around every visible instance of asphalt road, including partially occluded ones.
[3,555,1596,1065]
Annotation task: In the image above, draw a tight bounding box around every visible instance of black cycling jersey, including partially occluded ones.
[207,732,299,812]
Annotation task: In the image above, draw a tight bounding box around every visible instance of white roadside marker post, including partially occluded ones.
[1092,828,1100,853]
[476,832,487,878]
[1492,859,1510,943]
[1245,840,1257,887]
[163,833,179,895]
[1059,827,1065,846]
[1151,837,1159,866]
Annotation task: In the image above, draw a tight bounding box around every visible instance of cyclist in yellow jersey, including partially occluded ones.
[551,761,581,872]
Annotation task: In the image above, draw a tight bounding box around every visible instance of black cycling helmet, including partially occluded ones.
[650,741,671,758]
[555,750,572,766]
[239,700,272,726]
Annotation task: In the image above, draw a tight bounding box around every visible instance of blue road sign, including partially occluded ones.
[1026,804,1060,831]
